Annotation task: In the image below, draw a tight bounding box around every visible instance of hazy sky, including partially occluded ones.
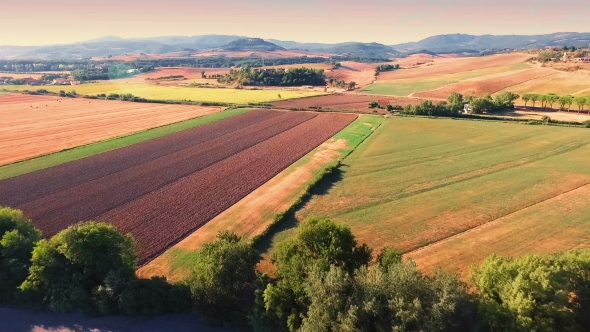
[2,0,589,46]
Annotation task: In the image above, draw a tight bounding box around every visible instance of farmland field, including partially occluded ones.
[0,107,251,180]
[0,94,222,165]
[414,68,555,99]
[2,83,323,103]
[138,115,384,280]
[0,110,356,263]
[362,62,532,96]
[261,117,590,279]
[272,94,423,113]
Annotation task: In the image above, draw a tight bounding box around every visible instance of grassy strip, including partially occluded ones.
[0,108,251,180]
[251,115,384,246]
[393,113,590,128]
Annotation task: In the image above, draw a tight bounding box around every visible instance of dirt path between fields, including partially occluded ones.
[137,138,347,280]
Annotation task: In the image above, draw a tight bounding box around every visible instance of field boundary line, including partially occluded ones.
[403,182,590,257]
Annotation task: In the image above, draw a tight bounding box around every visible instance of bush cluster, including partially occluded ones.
[2,205,589,331]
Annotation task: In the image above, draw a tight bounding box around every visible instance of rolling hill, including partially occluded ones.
[218,38,285,52]
[392,32,590,53]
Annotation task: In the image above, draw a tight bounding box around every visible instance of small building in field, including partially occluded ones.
[582,57,590,63]
[378,99,390,107]
[563,52,577,61]
[52,78,71,85]
[70,80,81,85]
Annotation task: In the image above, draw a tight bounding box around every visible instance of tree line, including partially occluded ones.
[1,206,589,331]
[217,66,326,86]
[522,94,590,113]
[399,91,520,117]
[375,63,400,75]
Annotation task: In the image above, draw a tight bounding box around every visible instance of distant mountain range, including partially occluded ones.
[1,32,589,60]
[390,32,590,53]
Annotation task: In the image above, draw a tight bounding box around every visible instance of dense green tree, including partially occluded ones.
[522,94,531,107]
[530,94,540,108]
[0,207,42,302]
[20,222,136,312]
[470,95,494,114]
[547,94,559,109]
[300,262,469,332]
[447,92,465,113]
[185,231,259,324]
[493,91,520,111]
[376,246,403,270]
[261,217,372,331]
[471,250,590,331]
[575,96,588,113]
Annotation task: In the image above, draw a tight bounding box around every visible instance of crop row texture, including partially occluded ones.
[0,110,356,263]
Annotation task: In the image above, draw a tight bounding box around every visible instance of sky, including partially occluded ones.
[1,0,589,46]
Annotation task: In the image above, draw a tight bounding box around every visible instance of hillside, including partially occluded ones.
[218,38,285,52]
[2,32,590,60]
[392,32,590,53]
[322,42,398,58]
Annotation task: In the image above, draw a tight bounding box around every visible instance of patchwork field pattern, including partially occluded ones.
[0,94,221,165]
[263,117,590,278]
[414,68,555,99]
[0,110,356,263]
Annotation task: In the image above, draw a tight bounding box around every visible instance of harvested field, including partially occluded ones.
[324,61,383,88]
[377,53,530,80]
[3,84,323,103]
[0,94,221,165]
[0,110,356,263]
[260,117,590,280]
[414,68,555,99]
[502,71,590,97]
[115,67,231,83]
[393,53,436,67]
[363,62,532,96]
[273,93,423,112]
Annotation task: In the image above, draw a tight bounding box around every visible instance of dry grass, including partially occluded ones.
[414,68,555,99]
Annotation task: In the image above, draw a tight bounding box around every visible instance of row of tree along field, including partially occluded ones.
[1,207,589,331]
[522,94,590,113]
[399,92,520,116]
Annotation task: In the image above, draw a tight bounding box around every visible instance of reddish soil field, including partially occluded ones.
[273,93,423,112]
[0,94,221,165]
[414,68,555,99]
[0,110,356,263]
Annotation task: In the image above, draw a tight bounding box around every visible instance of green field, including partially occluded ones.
[263,117,590,276]
[2,83,323,104]
[361,63,530,96]
[0,108,251,180]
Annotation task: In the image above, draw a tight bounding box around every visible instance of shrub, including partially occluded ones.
[369,101,379,108]
[0,207,42,302]
[471,250,590,331]
[20,222,137,313]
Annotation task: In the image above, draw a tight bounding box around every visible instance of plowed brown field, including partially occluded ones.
[414,68,555,99]
[0,110,356,263]
[0,94,222,165]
